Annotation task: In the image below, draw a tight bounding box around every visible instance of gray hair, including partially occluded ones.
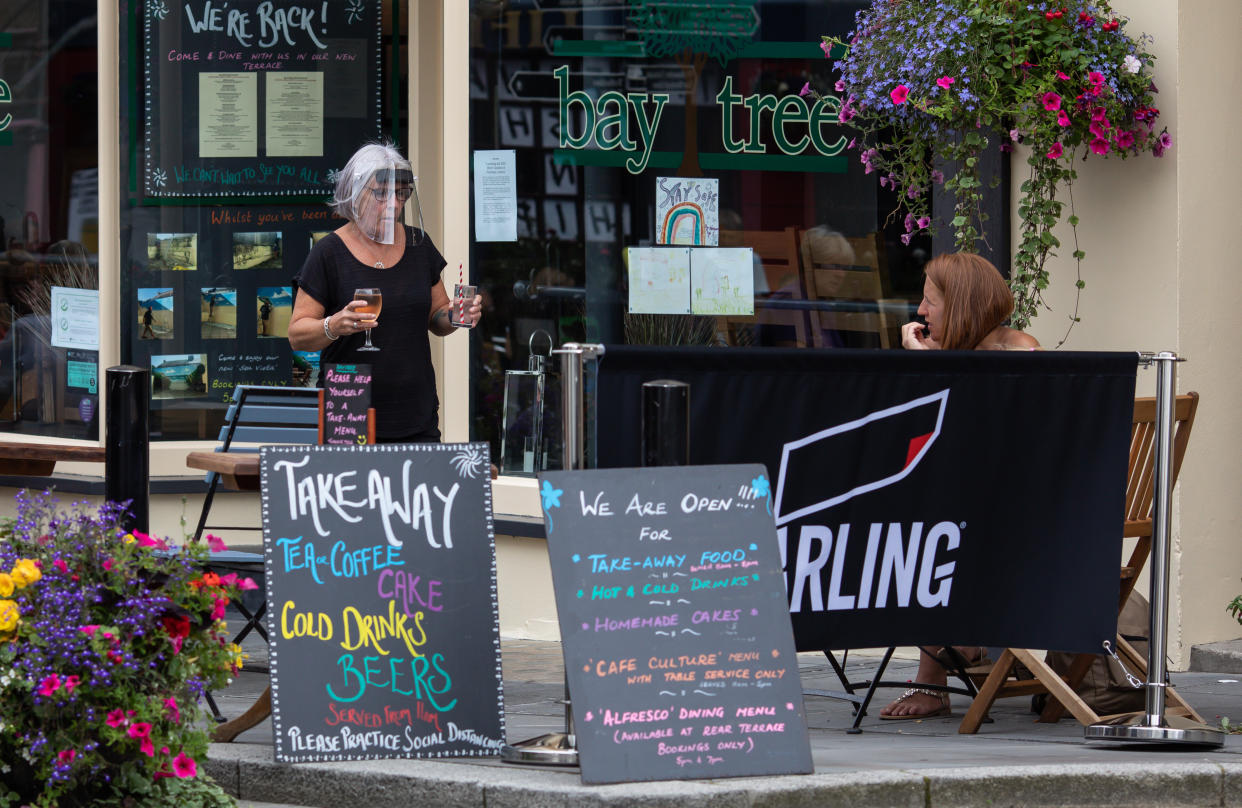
[331,142,412,220]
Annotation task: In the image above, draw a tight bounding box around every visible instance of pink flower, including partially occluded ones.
[205,534,228,553]
[1046,142,1064,159]
[52,559,68,574]
[1056,70,1071,81]
[916,216,931,230]
[900,233,913,246]
[1041,92,1062,111]
[140,738,156,757]
[890,84,909,105]
[1089,121,1109,139]
[102,559,114,571]
[37,675,61,696]
[1153,131,1172,156]
[1115,129,1136,149]
[834,79,846,93]
[798,82,811,98]
[819,40,830,58]
[127,722,152,740]
[1088,71,1105,86]
[930,169,945,184]
[1056,110,1071,127]
[212,596,229,620]
[1091,106,1109,123]
[132,531,168,551]
[904,213,915,233]
[172,753,198,779]
[105,709,127,728]
[1090,136,1111,155]
[936,76,955,90]
[80,624,99,637]
[63,674,80,695]
[165,697,181,723]
[58,749,76,765]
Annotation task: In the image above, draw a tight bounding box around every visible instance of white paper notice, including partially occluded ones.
[50,287,100,350]
[199,73,258,158]
[690,248,754,316]
[473,150,517,242]
[627,247,691,314]
[265,72,324,157]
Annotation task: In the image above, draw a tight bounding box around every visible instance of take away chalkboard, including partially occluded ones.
[261,442,504,762]
[539,464,813,784]
[320,363,373,445]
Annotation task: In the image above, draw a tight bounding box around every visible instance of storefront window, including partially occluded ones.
[118,0,407,440]
[0,2,101,439]
[468,0,933,466]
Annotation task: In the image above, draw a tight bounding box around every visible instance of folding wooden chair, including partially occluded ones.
[959,393,1202,733]
[715,227,810,347]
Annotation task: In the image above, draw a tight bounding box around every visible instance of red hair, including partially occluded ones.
[923,253,1014,350]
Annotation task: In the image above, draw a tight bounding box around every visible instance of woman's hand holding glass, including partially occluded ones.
[330,299,379,339]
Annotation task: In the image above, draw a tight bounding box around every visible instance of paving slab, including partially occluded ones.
[205,626,1242,808]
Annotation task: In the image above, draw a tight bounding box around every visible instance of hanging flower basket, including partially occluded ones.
[818,0,1169,331]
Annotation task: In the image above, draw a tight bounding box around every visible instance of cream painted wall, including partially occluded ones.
[1026,0,1242,667]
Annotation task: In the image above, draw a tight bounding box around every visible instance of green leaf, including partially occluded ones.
[1067,215,1080,226]
[952,215,968,227]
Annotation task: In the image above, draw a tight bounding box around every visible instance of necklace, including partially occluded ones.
[352,225,402,269]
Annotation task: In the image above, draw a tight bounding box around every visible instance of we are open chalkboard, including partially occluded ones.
[261,443,504,762]
[539,464,813,784]
[321,363,372,445]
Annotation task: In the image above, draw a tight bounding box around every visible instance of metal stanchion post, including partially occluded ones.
[501,343,605,766]
[105,365,150,534]
[1086,352,1223,747]
[642,380,689,467]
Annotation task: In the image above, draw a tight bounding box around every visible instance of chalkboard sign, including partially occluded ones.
[261,443,504,762]
[320,363,373,445]
[142,0,383,197]
[539,464,813,785]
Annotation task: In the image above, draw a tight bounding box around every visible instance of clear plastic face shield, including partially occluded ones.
[342,161,424,246]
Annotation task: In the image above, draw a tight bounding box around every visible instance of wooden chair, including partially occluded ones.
[715,227,810,347]
[959,393,1202,733]
[801,229,898,348]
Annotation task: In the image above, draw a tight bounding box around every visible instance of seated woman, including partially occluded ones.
[882,252,1038,719]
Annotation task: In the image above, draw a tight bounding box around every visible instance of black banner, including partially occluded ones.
[260,443,504,762]
[597,347,1137,655]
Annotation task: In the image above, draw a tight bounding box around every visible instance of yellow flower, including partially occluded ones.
[0,573,13,598]
[122,533,136,544]
[0,600,19,634]
[227,643,245,669]
[10,559,41,589]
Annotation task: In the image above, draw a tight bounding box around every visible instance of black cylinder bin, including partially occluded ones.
[641,379,689,467]
[105,365,150,534]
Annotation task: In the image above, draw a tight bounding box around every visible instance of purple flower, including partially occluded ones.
[903,212,915,232]
[1114,129,1136,149]
[900,233,914,246]
[799,82,811,97]
[930,169,945,184]
[834,79,846,93]
[916,216,931,230]
[1153,131,1172,157]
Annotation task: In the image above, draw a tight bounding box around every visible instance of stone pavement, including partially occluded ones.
[204,621,1242,808]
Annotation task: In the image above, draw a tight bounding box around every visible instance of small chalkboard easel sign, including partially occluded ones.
[318,364,376,445]
[261,442,505,763]
[538,463,813,784]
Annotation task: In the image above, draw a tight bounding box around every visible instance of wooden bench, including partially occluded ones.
[0,442,106,476]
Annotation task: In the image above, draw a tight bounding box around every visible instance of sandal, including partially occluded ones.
[878,687,951,720]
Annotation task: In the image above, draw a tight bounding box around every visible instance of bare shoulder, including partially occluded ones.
[977,326,1040,350]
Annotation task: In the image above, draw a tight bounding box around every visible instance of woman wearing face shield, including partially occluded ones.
[289,142,482,442]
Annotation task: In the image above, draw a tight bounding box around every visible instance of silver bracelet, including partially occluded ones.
[323,316,339,341]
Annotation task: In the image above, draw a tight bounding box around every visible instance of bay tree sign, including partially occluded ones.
[261,442,504,763]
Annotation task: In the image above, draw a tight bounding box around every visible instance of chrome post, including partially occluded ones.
[1086,352,1223,746]
[501,344,605,766]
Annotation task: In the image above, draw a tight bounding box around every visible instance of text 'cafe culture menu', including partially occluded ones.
[539,464,813,785]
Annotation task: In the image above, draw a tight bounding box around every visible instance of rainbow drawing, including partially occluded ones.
[661,202,705,245]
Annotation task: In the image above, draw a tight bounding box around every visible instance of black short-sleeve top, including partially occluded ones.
[293,225,447,439]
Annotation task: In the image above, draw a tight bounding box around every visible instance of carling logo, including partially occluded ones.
[773,389,948,526]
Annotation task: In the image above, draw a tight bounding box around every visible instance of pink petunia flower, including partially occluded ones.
[140,738,156,757]
[1115,129,1136,149]
[1056,70,1071,81]
[63,675,80,695]
[165,697,181,723]
[1153,131,1172,156]
[798,82,811,98]
[80,625,99,636]
[1089,121,1109,139]
[105,708,127,727]
[212,596,229,620]
[172,753,198,779]
[52,559,68,574]
[916,216,931,230]
[936,76,955,90]
[1046,142,1064,159]
[1091,106,1109,123]
[237,577,259,592]
[1088,70,1105,86]
[1090,137,1111,155]
[37,675,61,696]
[890,85,909,105]
[1057,110,1071,127]
[900,233,913,246]
[205,534,228,553]
[127,722,152,740]
[819,40,830,58]
[834,79,846,93]
[930,169,945,184]
[57,749,76,765]
[102,558,114,571]
[1041,92,1062,111]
